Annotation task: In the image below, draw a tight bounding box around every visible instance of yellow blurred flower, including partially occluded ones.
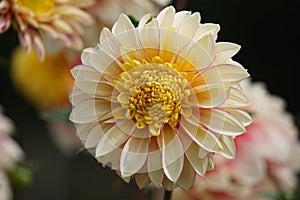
[0,0,94,60]
[70,6,251,190]
[11,47,74,110]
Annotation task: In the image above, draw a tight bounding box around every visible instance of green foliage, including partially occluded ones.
[7,164,33,188]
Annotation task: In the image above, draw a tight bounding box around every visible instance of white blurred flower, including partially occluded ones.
[89,0,171,26]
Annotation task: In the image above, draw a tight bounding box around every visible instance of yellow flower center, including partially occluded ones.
[129,82,181,136]
[17,0,54,13]
[116,56,191,136]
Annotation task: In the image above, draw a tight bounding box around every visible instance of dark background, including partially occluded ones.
[0,0,299,199]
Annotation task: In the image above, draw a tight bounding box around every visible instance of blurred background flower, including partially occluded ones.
[0,106,31,200]
[172,78,300,200]
[88,0,171,26]
[0,0,95,60]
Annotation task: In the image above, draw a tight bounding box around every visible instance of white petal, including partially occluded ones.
[95,120,135,157]
[179,34,215,70]
[184,142,208,176]
[219,135,235,159]
[214,42,241,64]
[88,47,123,77]
[172,10,191,30]
[176,157,196,190]
[113,14,134,34]
[138,14,152,28]
[97,148,121,170]
[71,64,101,81]
[138,20,160,57]
[193,23,220,41]
[156,6,175,29]
[148,138,164,187]
[226,108,252,126]
[76,122,98,142]
[159,29,177,62]
[200,64,250,85]
[157,126,184,182]
[178,13,200,39]
[69,89,91,106]
[162,176,177,191]
[200,109,246,136]
[179,117,223,153]
[135,173,151,189]
[75,79,115,99]
[81,47,95,66]
[192,83,230,108]
[85,123,114,149]
[149,170,164,188]
[99,28,121,58]
[120,137,149,177]
[70,99,111,124]
[223,87,250,108]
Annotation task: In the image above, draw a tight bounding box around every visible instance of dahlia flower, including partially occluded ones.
[70,6,251,190]
[11,46,74,111]
[89,0,171,26]
[0,0,94,60]
[172,79,300,199]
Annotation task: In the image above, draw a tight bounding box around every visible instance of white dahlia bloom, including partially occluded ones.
[70,6,251,190]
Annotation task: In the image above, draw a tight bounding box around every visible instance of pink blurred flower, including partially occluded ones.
[172,79,300,199]
[0,0,94,60]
